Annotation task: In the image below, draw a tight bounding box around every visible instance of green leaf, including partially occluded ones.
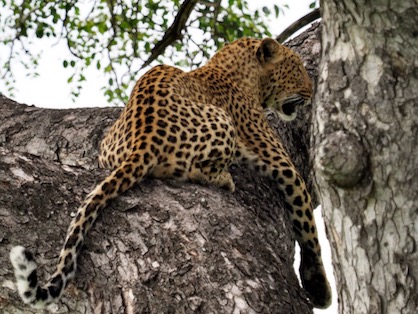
[274,5,280,18]
[35,26,44,38]
[97,22,108,34]
[262,6,270,15]
[104,64,112,73]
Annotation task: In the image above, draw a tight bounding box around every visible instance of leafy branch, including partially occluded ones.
[0,0,292,104]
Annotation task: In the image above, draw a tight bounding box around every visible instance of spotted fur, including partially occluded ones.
[10,38,331,308]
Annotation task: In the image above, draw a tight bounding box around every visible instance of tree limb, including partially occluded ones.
[140,0,199,69]
[276,8,321,43]
[0,96,312,313]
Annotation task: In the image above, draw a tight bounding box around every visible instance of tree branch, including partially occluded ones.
[140,0,199,69]
[0,95,312,313]
[276,8,321,43]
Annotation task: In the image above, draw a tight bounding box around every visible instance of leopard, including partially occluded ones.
[10,37,331,309]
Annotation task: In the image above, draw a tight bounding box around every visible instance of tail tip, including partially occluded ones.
[10,245,40,305]
[10,245,36,272]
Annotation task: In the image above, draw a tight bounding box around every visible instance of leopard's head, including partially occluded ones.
[257,38,313,121]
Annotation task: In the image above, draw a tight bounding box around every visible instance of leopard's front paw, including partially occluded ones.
[300,248,332,309]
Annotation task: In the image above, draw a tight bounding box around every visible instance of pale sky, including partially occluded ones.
[1,1,338,313]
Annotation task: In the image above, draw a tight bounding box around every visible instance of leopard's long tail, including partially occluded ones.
[10,153,155,308]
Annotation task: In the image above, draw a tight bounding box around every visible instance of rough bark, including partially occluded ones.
[0,25,322,313]
[315,1,418,313]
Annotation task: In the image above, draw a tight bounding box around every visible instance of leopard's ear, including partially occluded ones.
[256,38,286,65]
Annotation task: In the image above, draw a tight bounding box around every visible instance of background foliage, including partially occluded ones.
[0,0,285,103]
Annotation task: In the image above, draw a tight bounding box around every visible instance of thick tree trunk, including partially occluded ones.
[0,26,322,313]
[315,1,418,313]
